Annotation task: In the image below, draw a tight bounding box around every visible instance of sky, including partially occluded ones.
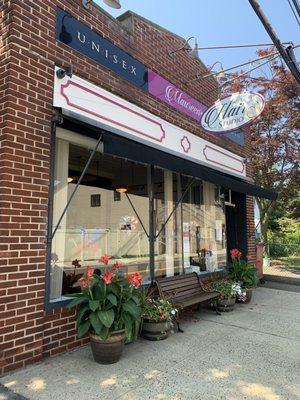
[95,0,300,75]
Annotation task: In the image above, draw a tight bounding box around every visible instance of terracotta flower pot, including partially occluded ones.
[141,319,170,341]
[89,329,125,364]
[217,297,236,312]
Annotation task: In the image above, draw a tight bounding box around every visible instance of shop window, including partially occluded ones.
[114,191,121,201]
[181,178,227,274]
[154,168,183,278]
[90,194,101,207]
[49,135,149,301]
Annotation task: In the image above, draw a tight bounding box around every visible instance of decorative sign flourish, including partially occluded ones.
[201,92,265,134]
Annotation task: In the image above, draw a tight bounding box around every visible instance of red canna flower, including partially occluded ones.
[230,249,242,259]
[127,272,143,288]
[78,277,89,289]
[100,254,112,265]
[86,266,95,279]
[112,261,122,271]
[102,270,115,285]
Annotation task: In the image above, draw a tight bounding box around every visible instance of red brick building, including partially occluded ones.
[0,0,274,375]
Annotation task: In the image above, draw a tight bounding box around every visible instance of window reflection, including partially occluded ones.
[51,139,149,299]
[50,134,228,300]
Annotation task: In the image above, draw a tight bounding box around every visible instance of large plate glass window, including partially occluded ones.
[50,132,149,301]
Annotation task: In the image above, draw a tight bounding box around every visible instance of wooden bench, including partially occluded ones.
[155,272,220,332]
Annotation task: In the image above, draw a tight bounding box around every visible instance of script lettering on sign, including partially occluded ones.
[201,92,265,134]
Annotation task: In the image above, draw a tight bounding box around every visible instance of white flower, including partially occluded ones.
[171,309,176,315]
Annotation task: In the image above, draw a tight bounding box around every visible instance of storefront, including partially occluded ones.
[0,1,275,374]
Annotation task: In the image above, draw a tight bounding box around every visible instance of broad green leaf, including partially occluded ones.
[89,300,99,312]
[131,295,140,305]
[67,296,86,309]
[78,320,90,337]
[98,309,115,328]
[77,305,90,325]
[89,311,103,335]
[93,285,103,300]
[107,293,117,306]
[99,326,109,340]
[121,312,133,340]
[109,282,119,296]
[122,301,140,317]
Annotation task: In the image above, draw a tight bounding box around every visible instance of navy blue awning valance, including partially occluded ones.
[103,132,277,201]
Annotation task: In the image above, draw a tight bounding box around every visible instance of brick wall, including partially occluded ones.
[0,0,255,375]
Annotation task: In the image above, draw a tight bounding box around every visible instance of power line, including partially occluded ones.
[287,0,300,28]
[248,0,300,85]
[291,0,300,18]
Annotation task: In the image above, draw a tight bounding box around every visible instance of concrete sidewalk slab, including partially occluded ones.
[1,287,299,400]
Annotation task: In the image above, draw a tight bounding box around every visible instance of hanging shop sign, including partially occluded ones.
[148,70,207,123]
[56,8,148,90]
[55,8,209,125]
[53,68,246,178]
[200,92,265,134]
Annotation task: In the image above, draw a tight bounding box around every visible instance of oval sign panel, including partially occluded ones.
[201,91,265,134]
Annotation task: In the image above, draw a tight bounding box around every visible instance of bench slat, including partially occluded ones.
[155,272,219,319]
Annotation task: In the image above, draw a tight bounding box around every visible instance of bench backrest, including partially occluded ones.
[156,273,204,302]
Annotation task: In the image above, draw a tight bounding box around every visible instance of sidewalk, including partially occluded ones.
[1,287,299,400]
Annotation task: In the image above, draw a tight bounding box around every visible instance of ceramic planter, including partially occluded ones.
[216,297,236,312]
[236,289,253,303]
[89,329,125,364]
[140,319,170,341]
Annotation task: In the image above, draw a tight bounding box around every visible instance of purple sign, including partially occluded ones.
[148,69,207,122]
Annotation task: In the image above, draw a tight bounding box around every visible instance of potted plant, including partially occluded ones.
[139,289,176,341]
[228,249,259,303]
[213,281,244,312]
[67,255,143,364]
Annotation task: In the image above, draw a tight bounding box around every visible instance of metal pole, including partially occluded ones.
[248,0,300,84]
[148,165,155,285]
[51,132,103,240]
[125,193,149,238]
[45,114,58,305]
[156,177,195,239]
[193,42,293,50]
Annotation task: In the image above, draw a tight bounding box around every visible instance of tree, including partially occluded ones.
[227,49,300,243]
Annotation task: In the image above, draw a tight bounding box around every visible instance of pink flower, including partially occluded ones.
[100,254,112,265]
[230,249,242,259]
[112,262,122,271]
[78,277,89,289]
[127,272,143,288]
[102,270,115,285]
[86,266,94,278]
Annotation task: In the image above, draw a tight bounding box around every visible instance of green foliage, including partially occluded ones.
[67,271,142,342]
[139,288,176,323]
[268,217,300,257]
[228,259,259,289]
[213,281,241,300]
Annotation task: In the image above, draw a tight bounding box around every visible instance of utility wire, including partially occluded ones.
[291,0,300,18]
[248,0,300,84]
[287,0,300,28]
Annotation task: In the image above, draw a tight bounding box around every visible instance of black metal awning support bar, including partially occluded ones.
[51,132,103,240]
[125,192,149,238]
[155,177,196,239]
